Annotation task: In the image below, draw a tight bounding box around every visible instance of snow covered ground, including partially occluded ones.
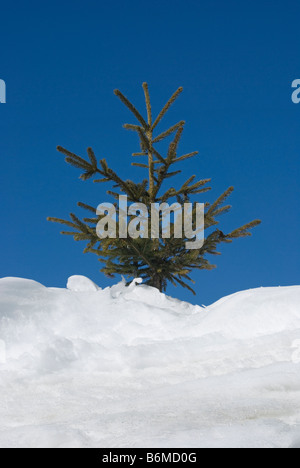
[0,275,300,448]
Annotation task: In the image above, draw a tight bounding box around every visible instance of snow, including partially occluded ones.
[0,276,300,448]
[67,275,101,292]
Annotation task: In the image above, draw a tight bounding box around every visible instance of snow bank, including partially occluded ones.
[0,276,300,448]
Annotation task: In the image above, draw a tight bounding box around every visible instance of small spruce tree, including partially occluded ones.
[48,83,261,295]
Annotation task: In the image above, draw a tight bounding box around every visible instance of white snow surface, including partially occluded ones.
[0,276,300,448]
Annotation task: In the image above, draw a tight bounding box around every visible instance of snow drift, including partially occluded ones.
[0,276,300,448]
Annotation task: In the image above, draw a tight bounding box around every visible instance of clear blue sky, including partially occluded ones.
[1,0,299,304]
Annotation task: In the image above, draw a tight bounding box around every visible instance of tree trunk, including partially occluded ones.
[151,274,163,292]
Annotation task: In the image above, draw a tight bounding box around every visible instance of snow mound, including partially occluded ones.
[0,276,300,448]
[67,275,101,292]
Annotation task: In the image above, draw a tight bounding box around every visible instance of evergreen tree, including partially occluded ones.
[48,83,261,295]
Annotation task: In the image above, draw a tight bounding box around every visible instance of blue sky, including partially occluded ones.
[0,0,299,304]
